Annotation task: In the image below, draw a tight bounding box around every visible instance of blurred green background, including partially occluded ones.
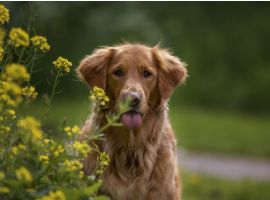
[4,2,270,199]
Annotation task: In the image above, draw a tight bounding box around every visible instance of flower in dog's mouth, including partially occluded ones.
[121,110,142,130]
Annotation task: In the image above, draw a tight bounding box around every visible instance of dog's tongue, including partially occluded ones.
[121,111,142,129]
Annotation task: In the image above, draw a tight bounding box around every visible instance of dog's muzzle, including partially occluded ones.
[120,91,143,130]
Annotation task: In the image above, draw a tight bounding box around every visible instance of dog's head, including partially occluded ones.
[77,43,187,130]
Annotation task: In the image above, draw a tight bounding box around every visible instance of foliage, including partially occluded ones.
[0,4,129,199]
[9,1,268,114]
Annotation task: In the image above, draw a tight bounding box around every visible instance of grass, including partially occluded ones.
[24,98,270,157]
[182,171,270,200]
[170,104,270,157]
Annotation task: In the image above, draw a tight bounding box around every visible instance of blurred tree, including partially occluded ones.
[5,2,270,113]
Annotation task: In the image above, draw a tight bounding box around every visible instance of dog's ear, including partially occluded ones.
[152,47,187,100]
[77,47,114,90]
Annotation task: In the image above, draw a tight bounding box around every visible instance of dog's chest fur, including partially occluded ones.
[101,141,157,200]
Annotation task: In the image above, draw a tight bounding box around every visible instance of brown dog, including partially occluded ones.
[77,43,187,200]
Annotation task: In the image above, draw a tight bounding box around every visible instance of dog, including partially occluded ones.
[77,43,187,200]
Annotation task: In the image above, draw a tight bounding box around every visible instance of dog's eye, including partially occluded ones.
[143,70,152,78]
[113,69,124,77]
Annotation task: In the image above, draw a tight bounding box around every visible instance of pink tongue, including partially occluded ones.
[121,112,142,129]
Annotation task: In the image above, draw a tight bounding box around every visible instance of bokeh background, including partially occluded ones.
[4,2,270,199]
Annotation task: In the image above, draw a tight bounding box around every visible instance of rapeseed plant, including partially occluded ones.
[0,3,130,200]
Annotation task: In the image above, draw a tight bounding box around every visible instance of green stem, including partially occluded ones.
[95,112,122,136]
[18,46,26,63]
[27,49,37,86]
[49,69,61,105]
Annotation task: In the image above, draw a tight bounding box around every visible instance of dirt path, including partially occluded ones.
[177,150,270,181]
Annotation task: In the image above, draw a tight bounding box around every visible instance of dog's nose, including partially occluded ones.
[123,92,141,108]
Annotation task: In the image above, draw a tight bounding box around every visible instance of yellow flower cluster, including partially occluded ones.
[15,166,32,183]
[43,138,52,145]
[17,116,43,141]
[0,81,23,107]
[0,47,3,62]
[11,144,26,155]
[31,35,50,52]
[39,155,49,164]
[73,141,91,157]
[0,28,5,62]
[53,145,64,157]
[2,109,16,120]
[89,86,110,107]
[52,56,72,73]
[0,186,10,193]
[0,27,5,44]
[64,160,83,171]
[22,86,38,100]
[64,125,80,136]
[37,190,66,200]
[1,63,30,83]
[0,64,30,108]
[8,27,29,47]
[96,152,110,175]
[0,124,10,133]
[0,4,9,25]
[0,171,5,180]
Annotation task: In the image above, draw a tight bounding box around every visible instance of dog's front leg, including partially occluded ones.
[146,148,180,200]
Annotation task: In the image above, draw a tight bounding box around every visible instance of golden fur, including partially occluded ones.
[77,43,187,200]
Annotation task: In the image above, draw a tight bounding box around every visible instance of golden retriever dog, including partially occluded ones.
[77,43,187,200]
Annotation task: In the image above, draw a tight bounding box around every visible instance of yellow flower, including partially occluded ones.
[39,155,49,164]
[1,63,30,83]
[8,27,30,47]
[53,145,64,157]
[52,56,72,73]
[0,47,3,62]
[22,86,38,100]
[31,35,50,52]
[73,141,91,157]
[64,125,80,136]
[43,138,51,144]
[0,27,5,45]
[64,160,83,171]
[0,4,9,25]
[6,109,16,118]
[89,86,110,107]
[17,116,43,141]
[79,171,84,178]
[0,171,5,180]
[18,144,26,150]
[0,125,10,133]
[26,188,36,193]
[37,190,66,200]
[96,151,110,175]
[16,166,33,183]
[11,146,18,155]
[0,81,23,107]
[6,109,15,116]
[0,186,10,193]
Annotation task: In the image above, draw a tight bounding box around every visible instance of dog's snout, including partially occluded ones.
[123,92,141,108]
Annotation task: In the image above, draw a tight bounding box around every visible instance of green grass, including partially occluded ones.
[170,105,270,157]
[182,171,270,200]
[24,98,270,157]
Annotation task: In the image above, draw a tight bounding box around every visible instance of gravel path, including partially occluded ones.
[178,150,270,181]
